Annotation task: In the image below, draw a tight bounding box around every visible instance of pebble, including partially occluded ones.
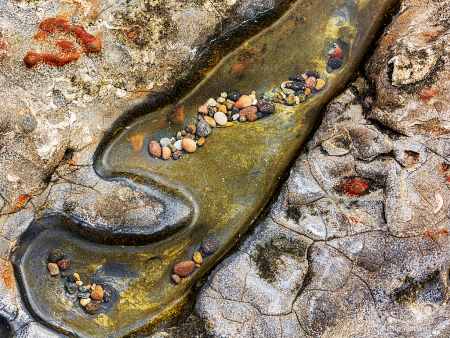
[174,140,183,150]
[196,264,201,268]
[214,112,228,126]
[182,138,197,153]
[185,124,196,134]
[285,94,297,105]
[239,106,257,118]
[306,70,320,78]
[262,92,272,100]
[173,261,196,277]
[91,285,104,301]
[86,301,99,315]
[330,46,342,59]
[103,286,112,303]
[162,147,171,160]
[227,91,241,101]
[57,259,70,270]
[234,95,252,108]
[217,97,225,103]
[76,281,83,286]
[247,113,258,122]
[304,88,311,95]
[289,74,306,82]
[285,81,306,92]
[80,298,91,307]
[224,102,234,110]
[208,107,217,117]
[68,274,77,282]
[198,102,209,115]
[282,87,295,95]
[255,99,275,114]
[206,98,217,107]
[169,144,176,153]
[66,282,78,294]
[47,263,59,275]
[316,79,326,90]
[85,285,91,291]
[217,122,233,127]
[256,112,263,119]
[305,77,317,89]
[220,92,228,98]
[201,238,219,255]
[78,291,91,299]
[149,141,162,158]
[216,103,227,115]
[171,274,181,284]
[73,273,80,281]
[326,66,333,73]
[159,137,171,147]
[238,116,246,123]
[79,285,87,293]
[197,137,206,147]
[327,58,342,69]
[172,150,182,160]
[176,132,182,140]
[49,250,64,263]
[204,116,216,128]
[232,114,239,121]
[193,252,203,264]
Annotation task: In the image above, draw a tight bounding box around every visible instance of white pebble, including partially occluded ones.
[220,92,227,98]
[214,112,228,126]
[249,94,256,101]
[207,98,217,107]
[232,114,239,121]
[174,140,183,150]
[217,97,225,103]
[252,99,258,105]
[160,137,171,147]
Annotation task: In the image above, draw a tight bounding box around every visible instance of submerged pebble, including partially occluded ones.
[149,141,162,158]
[86,301,99,315]
[48,263,59,275]
[182,138,197,153]
[214,112,228,126]
[49,250,64,263]
[57,259,70,270]
[173,261,196,277]
[201,238,219,255]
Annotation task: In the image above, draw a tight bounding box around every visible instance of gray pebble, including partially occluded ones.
[196,120,212,138]
[160,137,171,147]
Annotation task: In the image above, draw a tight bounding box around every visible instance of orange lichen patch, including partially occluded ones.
[24,51,81,68]
[128,134,145,151]
[419,87,438,100]
[442,162,450,182]
[168,106,185,125]
[12,195,29,212]
[336,178,369,196]
[123,25,146,46]
[57,40,78,53]
[0,261,15,290]
[425,228,449,239]
[232,51,255,73]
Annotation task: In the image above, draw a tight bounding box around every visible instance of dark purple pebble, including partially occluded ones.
[201,238,219,255]
[288,74,305,82]
[49,249,64,263]
[327,58,342,69]
[256,99,275,114]
[285,81,306,92]
[227,91,241,101]
[305,70,320,78]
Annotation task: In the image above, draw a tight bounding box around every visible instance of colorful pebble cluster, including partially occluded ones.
[148,44,344,161]
[171,237,218,284]
[47,249,112,315]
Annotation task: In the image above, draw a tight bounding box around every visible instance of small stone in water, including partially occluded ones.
[306,70,320,78]
[48,263,59,275]
[238,116,246,123]
[220,92,228,98]
[198,102,209,115]
[103,286,112,303]
[75,281,83,286]
[231,107,239,115]
[173,261,196,277]
[86,301,99,315]
[80,298,91,307]
[66,282,78,294]
[91,285,104,301]
[149,141,162,158]
[172,150,182,160]
[262,92,272,100]
[206,98,217,107]
[256,112,263,119]
[49,249,64,263]
[289,74,306,82]
[193,252,203,264]
[227,91,241,101]
[204,116,216,128]
[282,87,295,95]
[239,106,257,118]
[197,137,205,147]
[79,285,87,293]
[57,259,70,270]
[196,120,211,138]
[68,274,77,282]
[169,144,176,153]
[246,113,257,121]
[162,147,171,160]
[304,88,311,95]
[234,95,252,108]
[256,99,275,114]
[201,238,219,255]
[327,58,342,69]
[316,79,326,90]
[232,114,239,121]
[176,132,182,140]
[171,274,181,284]
[185,124,196,134]
[285,94,297,105]
[174,140,183,150]
[285,81,306,92]
[78,291,91,299]
[160,137,171,148]
[72,273,80,281]
[217,97,225,103]
[182,138,197,153]
[214,112,228,126]
[216,103,227,115]
[330,46,342,59]
[305,77,317,89]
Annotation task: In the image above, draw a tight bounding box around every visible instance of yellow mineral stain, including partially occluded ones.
[94,314,115,327]
[128,133,145,151]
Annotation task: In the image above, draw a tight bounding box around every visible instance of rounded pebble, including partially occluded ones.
[201,238,219,255]
[169,144,176,153]
[326,66,333,73]
[262,92,272,100]
[47,263,59,275]
[305,70,320,78]
[86,301,99,315]
[305,88,311,95]
[330,46,342,59]
[285,81,306,92]
[206,98,217,107]
[159,137,171,147]
[174,140,183,151]
[171,274,181,284]
[232,114,240,121]
[239,106,257,118]
[49,250,64,263]
[220,92,228,98]
[204,116,216,128]
[327,58,342,69]
[80,298,91,307]
[103,286,112,303]
[172,150,182,160]
[78,291,91,299]
[185,124,196,134]
[227,91,241,101]
[182,138,197,153]
[196,120,212,137]
[234,95,252,108]
[57,259,70,270]
[173,261,196,277]
[305,77,317,89]
[193,252,203,264]
[285,94,297,106]
[91,285,104,301]
[162,147,171,160]
[197,137,205,147]
[217,97,225,103]
[198,102,209,115]
[238,116,247,123]
[315,79,326,90]
[214,112,228,126]
[246,113,258,122]
[149,141,162,158]
[256,99,275,114]
[66,282,78,294]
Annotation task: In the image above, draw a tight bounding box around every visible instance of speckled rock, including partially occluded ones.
[91,285,104,301]
[255,99,275,114]
[234,95,252,108]
[201,238,218,255]
[181,138,197,153]
[47,263,59,275]
[214,112,228,126]
[149,141,162,158]
[196,120,211,138]
[86,301,99,315]
[173,261,196,277]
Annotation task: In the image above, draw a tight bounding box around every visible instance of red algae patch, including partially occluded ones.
[336,178,369,196]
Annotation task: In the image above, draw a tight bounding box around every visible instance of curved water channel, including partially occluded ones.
[13,0,395,337]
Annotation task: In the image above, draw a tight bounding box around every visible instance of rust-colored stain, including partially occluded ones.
[442,162,450,182]
[336,178,369,196]
[425,228,449,239]
[419,87,438,100]
[12,195,29,212]
[24,17,101,68]
[232,50,255,73]
[168,106,185,125]
[0,261,15,290]
[123,25,146,46]
[128,133,145,151]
